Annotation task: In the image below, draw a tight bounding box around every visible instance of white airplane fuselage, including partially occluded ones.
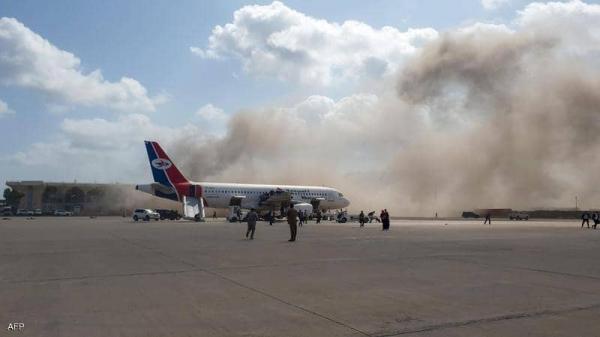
[199,182,350,210]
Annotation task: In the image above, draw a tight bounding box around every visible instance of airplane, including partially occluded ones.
[135,141,350,221]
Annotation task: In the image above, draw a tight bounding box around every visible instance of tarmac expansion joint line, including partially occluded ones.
[5,268,203,284]
[432,255,600,281]
[106,231,373,337]
[373,302,600,337]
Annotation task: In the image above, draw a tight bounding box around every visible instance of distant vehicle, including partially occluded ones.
[34,209,42,216]
[16,209,31,216]
[54,210,73,216]
[133,209,160,221]
[509,212,529,220]
[154,209,181,220]
[1,207,12,216]
[462,211,480,218]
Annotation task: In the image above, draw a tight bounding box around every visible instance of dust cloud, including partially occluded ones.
[169,14,600,216]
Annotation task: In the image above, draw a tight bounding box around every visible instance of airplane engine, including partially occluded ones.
[294,203,313,215]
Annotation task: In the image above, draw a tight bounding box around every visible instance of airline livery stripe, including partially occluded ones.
[150,141,180,201]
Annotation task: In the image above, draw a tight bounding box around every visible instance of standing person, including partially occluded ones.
[484,213,491,225]
[359,211,366,227]
[213,211,217,219]
[383,209,390,230]
[581,211,590,228]
[269,210,274,226]
[316,210,322,224]
[593,212,599,229]
[246,208,258,240]
[236,207,242,223]
[298,210,304,227]
[287,205,298,242]
[380,210,385,230]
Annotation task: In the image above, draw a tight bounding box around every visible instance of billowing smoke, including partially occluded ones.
[168,2,600,216]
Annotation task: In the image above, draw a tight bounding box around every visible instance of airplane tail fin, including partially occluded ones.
[144,140,189,188]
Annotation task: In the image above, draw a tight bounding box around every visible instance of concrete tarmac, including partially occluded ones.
[1,217,599,336]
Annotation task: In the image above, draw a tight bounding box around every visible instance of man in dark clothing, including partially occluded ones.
[246,208,258,240]
[287,205,298,242]
[269,210,274,226]
[582,212,591,228]
[298,210,304,227]
[316,210,322,224]
[593,212,599,229]
[359,211,366,227]
[484,213,491,225]
[382,209,390,230]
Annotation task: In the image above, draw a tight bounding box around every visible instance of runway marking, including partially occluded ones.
[373,302,600,336]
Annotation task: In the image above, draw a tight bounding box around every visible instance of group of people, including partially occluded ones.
[580,212,599,229]
[246,206,391,241]
[359,209,390,230]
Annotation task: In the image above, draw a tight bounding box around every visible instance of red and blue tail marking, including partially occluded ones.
[144,141,201,202]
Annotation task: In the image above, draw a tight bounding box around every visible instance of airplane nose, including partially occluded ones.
[341,197,350,208]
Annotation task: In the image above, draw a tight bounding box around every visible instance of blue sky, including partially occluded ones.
[1,0,599,190]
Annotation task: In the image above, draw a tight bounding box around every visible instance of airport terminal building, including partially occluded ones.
[6,180,179,215]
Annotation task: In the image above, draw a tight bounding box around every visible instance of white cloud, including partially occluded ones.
[8,113,202,182]
[0,99,15,117]
[0,17,166,113]
[196,103,228,121]
[191,1,438,86]
[482,0,510,10]
[516,0,600,54]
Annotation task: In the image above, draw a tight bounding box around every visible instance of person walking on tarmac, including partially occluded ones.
[287,205,299,242]
[298,210,304,227]
[484,213,491,225]
[316,210,322,224]
[593,212,599,229]
[581,211,591,228]
[245,208,258,240]
[359,211,366,227]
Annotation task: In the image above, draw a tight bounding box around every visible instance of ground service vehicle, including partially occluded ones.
[509,212,529,220]
[155,209,181,220]
[336,211,348,223]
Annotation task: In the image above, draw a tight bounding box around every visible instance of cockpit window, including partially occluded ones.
[338,192,344,197]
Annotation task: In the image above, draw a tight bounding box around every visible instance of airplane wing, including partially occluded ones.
[258,190,291,208]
